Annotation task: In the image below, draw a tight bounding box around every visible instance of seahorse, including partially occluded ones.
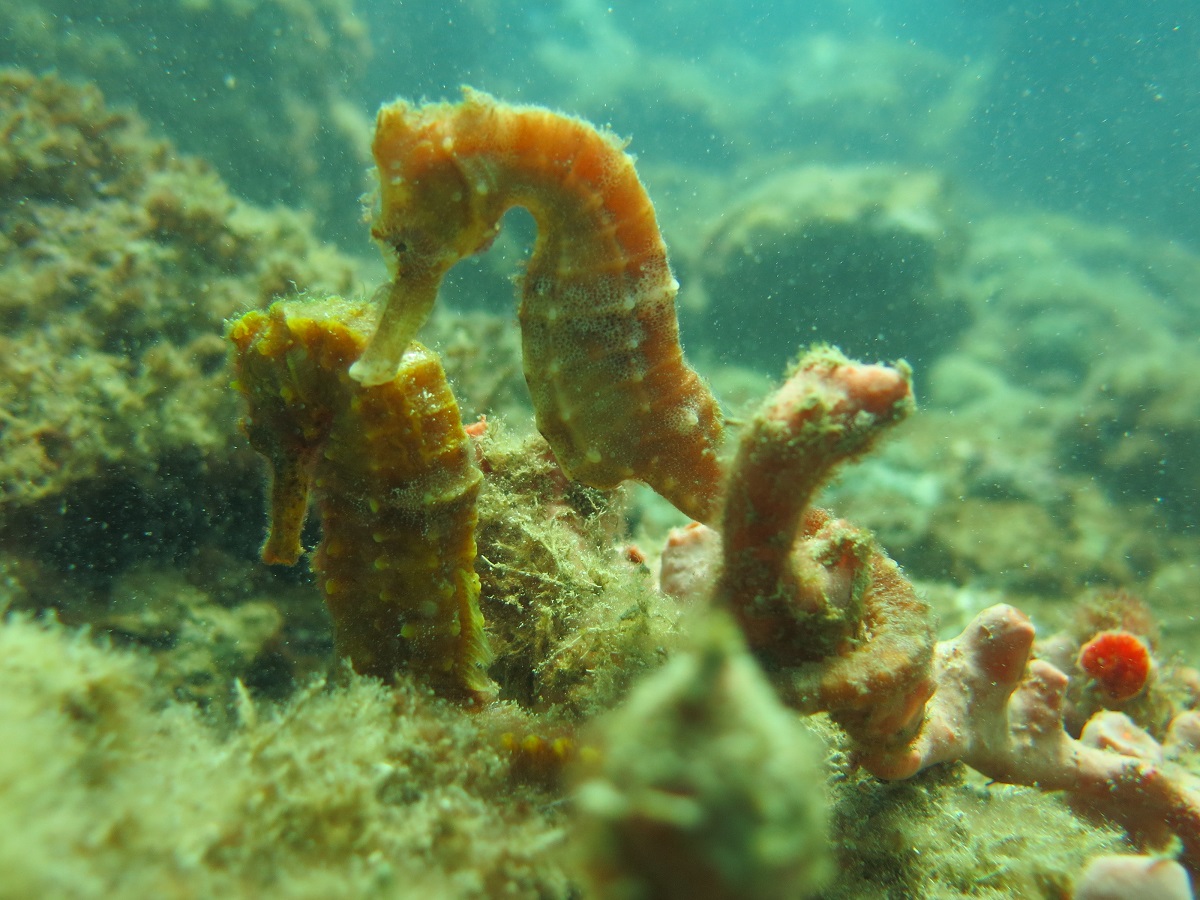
[349,88,725,524]
[229,296,494,703]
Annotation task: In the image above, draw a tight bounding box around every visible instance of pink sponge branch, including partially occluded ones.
[711,347,936,746]
[717,346,914,581]
[860,604,1200,872]
[664,345,1200,874]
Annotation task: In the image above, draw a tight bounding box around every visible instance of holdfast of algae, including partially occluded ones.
[227,296,495,704]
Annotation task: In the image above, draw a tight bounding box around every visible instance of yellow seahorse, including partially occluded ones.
[229,296,494,703]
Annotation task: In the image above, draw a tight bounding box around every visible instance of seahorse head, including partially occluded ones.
[370,94,502,285]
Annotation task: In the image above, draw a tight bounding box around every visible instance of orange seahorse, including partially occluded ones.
[350,88,725,524]
[229,295,494,703]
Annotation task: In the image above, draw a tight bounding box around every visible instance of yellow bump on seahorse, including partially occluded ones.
[349,88,726,524]
[228,295,495,704]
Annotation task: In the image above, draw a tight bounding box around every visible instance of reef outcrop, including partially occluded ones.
[0,69,356,514]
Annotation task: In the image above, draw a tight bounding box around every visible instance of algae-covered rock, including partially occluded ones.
[102,562,287,709]
[0,68,363,694]
[0,68,357,523]
[825,765,1124,899]
[473,426,681,719]
[691,165,969,373]
[0,0,373,243]
[0,614,575,898]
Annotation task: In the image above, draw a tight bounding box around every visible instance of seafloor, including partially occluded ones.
[1,3,1198,899]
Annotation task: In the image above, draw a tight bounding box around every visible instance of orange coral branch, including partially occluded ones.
[352,88,725,523]
[229,297,494,703]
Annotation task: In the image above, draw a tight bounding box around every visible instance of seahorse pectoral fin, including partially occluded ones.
[349,279,439,386]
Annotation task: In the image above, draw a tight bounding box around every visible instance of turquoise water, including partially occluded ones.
[357,1,1199,242]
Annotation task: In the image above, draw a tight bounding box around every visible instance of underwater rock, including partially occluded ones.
[0,0,373,243]
[0,68,357,518]
[1067,342,1200,530]
[0,68,362,692]
[471,425,679,718]
[102,562,284,710]
[826,763,1124,898]
[0,614,574,897]
[575,614,830,900]
[691,165,969,373]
